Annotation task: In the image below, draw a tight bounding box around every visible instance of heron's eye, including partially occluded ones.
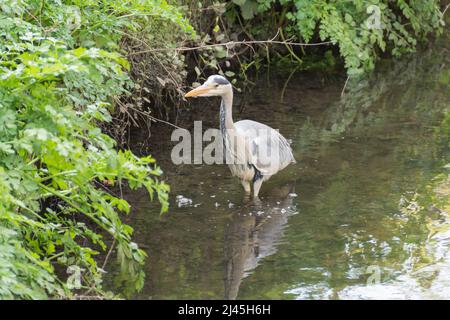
[214,84,219,88]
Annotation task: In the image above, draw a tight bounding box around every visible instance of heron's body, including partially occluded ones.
[186,75,295,199]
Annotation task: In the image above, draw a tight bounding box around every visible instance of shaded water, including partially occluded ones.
[113,42,449,299]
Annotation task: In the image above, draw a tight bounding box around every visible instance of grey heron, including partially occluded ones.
[185,75,295,199]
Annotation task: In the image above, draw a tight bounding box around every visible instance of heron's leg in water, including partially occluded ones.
[253,179,263,199]
[241,180,251,194]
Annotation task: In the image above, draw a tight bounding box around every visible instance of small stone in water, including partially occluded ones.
[289,193,298,197]
[176,195,193,207]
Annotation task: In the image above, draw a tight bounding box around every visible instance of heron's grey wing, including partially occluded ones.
[249,134,294,175]
[235,120,295,176]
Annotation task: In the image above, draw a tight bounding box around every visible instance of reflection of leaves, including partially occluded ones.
[399,193,423,216]
[296,42,450,150]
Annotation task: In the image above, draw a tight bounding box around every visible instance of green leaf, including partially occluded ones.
[240,0,258,20]
[0,143,15,154]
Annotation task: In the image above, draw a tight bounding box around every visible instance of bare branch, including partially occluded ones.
[128,39,333,56]
[442,3,450,16]
[341,76,350,97]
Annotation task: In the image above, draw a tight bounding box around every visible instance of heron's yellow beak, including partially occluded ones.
[185,86,210,97]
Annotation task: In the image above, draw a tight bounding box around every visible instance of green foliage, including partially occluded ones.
[0,0,194,299]
[0,225,61,299]
[229,0,444,74]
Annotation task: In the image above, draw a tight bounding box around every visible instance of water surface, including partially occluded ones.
[114,42,449,299]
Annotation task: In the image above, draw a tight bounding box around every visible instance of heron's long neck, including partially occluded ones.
[220,90,234,131]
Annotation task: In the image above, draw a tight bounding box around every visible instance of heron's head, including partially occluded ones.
[185,75,231,98]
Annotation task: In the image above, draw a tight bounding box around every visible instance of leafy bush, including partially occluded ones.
[0,0,195,299]
[229,0,445,74]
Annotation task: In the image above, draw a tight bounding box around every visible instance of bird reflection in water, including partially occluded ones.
[224,182,298,299]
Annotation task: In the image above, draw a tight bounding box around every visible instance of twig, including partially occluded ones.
[128,39,333,56]
[280,65,300,102]
[148,114,185,130]
[101,238,116,270]
[114,97,139,127]
[279,28,303,64]
[72,295,105,300]
[125,103,186,130]
[341,76,350,97]
[443,3,450,16]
